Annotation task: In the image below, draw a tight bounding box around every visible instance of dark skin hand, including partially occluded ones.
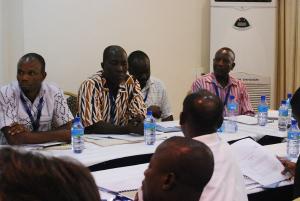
[277,156,296,177]
[148,105,173,121]
[2,122,72,145]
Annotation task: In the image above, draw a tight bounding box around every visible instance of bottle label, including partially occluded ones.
[258,105,268,113]
[228,103,237,111]
[279,109,288,117]
[71,128,84,136]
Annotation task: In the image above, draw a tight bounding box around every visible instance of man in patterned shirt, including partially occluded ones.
[78,45,146,134]
[191,47,254,116]
[0,53,73,145]
[128,50,173,121]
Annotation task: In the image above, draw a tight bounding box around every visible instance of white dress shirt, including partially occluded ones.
[142,77,172,119]
[0,81,73,144]
[193,133,248,201]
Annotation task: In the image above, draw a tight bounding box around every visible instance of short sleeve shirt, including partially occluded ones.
[191,72,254,116]
[78,71,146,127]
[0,81,73,144]
[142,77,172,119]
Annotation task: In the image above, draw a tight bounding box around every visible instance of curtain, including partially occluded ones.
[277,0,300,107]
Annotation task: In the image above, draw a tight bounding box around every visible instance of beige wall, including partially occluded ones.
[3,0,211,118]
[1,0,24,84]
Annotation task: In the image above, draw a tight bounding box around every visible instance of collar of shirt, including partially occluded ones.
[141,78,154,93]
[206,72,238,89]
[193,133,221,146]
[100,71,130,93]
[16,81,46,106]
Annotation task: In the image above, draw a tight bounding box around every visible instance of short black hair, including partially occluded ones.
[128,50,149,68]
[102,45,126,63]
[18,53,46,73]
[216,47,235,61]
[0,147,101,201]
[291,87,300,120]
[157,136,214,192]
[183,90,223,132]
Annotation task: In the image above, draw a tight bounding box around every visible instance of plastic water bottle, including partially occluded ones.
[287,119,299,159]
[257,95,268,126]
[225,95,238,133]
[286,93,293,127]
[144,110,156,145]
[278,100,288,131]
[71,116,84,153]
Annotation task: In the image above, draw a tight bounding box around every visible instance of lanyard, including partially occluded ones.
[212,82,231,107]
[20,93,44,131]
[143,88,149,102]
[109,91,116,124]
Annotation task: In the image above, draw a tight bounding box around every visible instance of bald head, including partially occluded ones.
[142,136,214,201]
[180,90,223,137]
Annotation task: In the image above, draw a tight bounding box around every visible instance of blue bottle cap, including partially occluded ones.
[230,95,235,100]
[261,96,266,101]
[146,109,152,116]
[74,116,81,122]
[287,93,292,98]
[281,100,286,105]
[291,119,297,126]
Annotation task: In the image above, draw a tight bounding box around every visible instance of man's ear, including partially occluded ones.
[230,62,235,71]
[42,72,47,80]
[162,172,176,190]
[216,115,223,129]
[179,112,185,126]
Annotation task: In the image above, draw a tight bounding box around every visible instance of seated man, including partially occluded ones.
[128,50,173,121]
[0,53,73,145]
[78,45,146,134]
[180,90,248,201]
[140,136,214,201]
[191,47,254,116]
[0,147,101,201]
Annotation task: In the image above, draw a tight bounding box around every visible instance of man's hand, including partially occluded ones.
[277,156,296,176]
[8,123,30,135]
[127,121,144,135]
[148,105,162,119]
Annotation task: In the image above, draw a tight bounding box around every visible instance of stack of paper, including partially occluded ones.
[231,138,289,187]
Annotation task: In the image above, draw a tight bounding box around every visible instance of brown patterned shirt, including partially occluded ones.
[78,71,146,127]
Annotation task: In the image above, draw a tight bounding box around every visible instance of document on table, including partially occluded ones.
[224,115,258,125]
[231,138,288,186]
[156,120,182,133]
[22,142,67,150]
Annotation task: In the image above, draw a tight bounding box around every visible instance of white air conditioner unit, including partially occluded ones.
[210,0,277,109]
[231,72,271,112]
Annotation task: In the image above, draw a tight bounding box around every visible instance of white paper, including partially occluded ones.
[224,115,258,125]
[231,138,288,186]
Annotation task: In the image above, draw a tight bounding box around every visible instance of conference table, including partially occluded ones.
[28,116,287,170]
[9,115,293,201]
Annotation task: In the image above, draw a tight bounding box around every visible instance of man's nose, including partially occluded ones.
[19,73,30,81]
[217,59,225,66]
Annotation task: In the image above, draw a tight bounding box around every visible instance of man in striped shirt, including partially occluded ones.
[78,45,146,135]
[191,47,254,116]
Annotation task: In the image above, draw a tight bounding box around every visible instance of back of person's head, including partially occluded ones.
[0,147,101,201]
[18,53,46,73]
[128,50,150,72]
[291,87,300,122]
[180,90,223,137]
[142,136,214,201]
